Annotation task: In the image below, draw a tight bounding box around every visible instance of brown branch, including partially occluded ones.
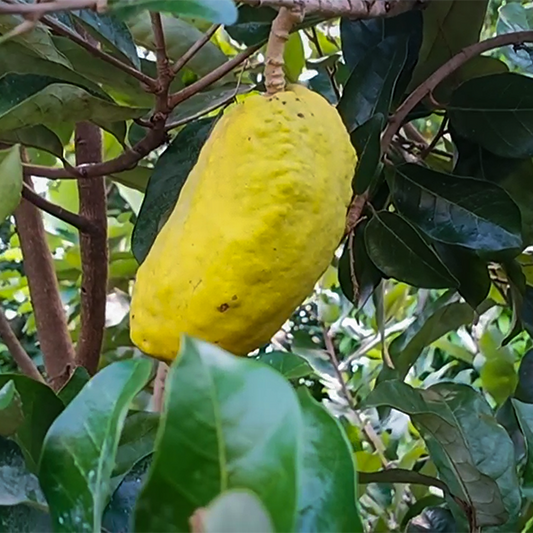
[381,30,533,152]
[43,15,156,90]
[74,122,108,375]
[153,361,168,412]
[344,191,368,237]
[150,12,172,114]
[0,308,44,382]
[0,0,96,15]
[21,184,95,233]
[171,24,220,76]
[264,6,304,95]
[14,175,75,390]
[169,44,261,109]
[421,116,448,159]
[240,0,425,18]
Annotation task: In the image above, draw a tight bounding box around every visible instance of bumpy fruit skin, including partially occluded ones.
[130,84,357,361]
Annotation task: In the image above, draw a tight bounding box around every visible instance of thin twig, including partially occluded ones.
[307,27,340,101]
[420,116,448,159]
[344,191,368,238]
[323,327,388,467]
[14,175,75,390]
[75,122,108,375]
[171,24,220,76]
[381,30,533,152]
[153,361,168,412]
[0,308,44,382]
[21,184,94,233]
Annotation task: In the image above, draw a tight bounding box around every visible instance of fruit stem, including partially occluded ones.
[264,5,304,95]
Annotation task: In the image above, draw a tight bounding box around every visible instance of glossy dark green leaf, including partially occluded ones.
[405,507,457,533]
[377,291,475,383]
[110,0,238,25]
[520,286,533,340]
[0,437,46,508]
[433,243,490,310]
[0,380,23,437]
[515,349,533,404]
[226,5,323,46]
[71,10,140,68]
[364,211,458,289]
[307,64,338,105]
[497,2,533,75]
[38,358,153,533]
[364,380,521,529]
[0,375,63,473]
[449,73,533,159]
[57,366,90,406]
[0,503,51,532]
[338,221,382,309]
[296,388,363,533]
[337,36,408,133]
[102,455,152,533]
[134,336,302,533]
[340,11,422,100]
[255,351,314,380]
[200,490,275,533]
[391,163,523,254]
[351,114,385,194]
[132,117,216,264]
[0,126,63,157]
[401,496,448,531]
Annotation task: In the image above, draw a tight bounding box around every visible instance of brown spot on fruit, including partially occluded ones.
[218,303,230,312]
[297,113,305,118]
[231,295,238,301]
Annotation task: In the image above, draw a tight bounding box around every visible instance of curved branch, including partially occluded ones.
[171,24,220,76]
[381,30,533,151]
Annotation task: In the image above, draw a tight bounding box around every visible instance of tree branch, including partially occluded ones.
[21,184,95,233]
[14,175,75,390]
[381,30,533,152]
[240,0,426,17]
[171,24,220,75]
[150,12,172,114]
[0,308,44,382]
[74,122,108,375]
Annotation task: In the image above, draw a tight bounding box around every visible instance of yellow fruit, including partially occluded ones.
[130,84,357,361]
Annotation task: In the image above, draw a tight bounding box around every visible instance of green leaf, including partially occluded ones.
[0,503,51,532]
[57,366,90,406]
[449,73,533,159]
[0,74,147,139]
[337,36,408,133]
[0,437,46,508]
[433,242,490,309]
[200,490,275,533]
[515,349,533,404]
[296,388,363,533]
[307,63,338,105]
[109,166,152,193]
[0,374,63,473]
[132,117,216,264]
[408,0,489,98]
[38,358,153,533]
[284,32,305,83]
[481,357,518,406]
[255,351,314,380]
[391,163,523,254]
[364,211,458,289]
[377,291,475,383]
[0,380,23,437]
[134,336,302,533]
[0,126,64,157]
[0,145,22,224]
[340,11,423,101]
[126,13,228,79]
[511,399,533,499]
[111,0,238,25]
[351,114,385,195]
[226,5,323,47]
[364,380,521,529]
[338,220,382,309]
[405,507,457,533]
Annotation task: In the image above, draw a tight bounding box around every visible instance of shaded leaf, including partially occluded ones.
[296,388,363,533]
[307,65,338,105]
[38,359,153,533]
[364,380,521,529]
[0,502,51,532]
[337,36,408,133]
[401,496,448,531]
[405,507,457,533]
[134,336,302,533]
[0,374,63,473]
[110,166,152,193]
[449,72,533,159]
[57,366,90,406]
[515,349,533,404]
[0,380,23,437]
[338,221,382,309]
[201,490,275,533]
[255,351,314,380]
[511,399,533,499]
[351,114,385,195]
[0,126,63,157]
[0,437,46,508]
[0,145,22,224]
[132,117,216,264]
[391,163,523,254]
[364,211,458,289]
